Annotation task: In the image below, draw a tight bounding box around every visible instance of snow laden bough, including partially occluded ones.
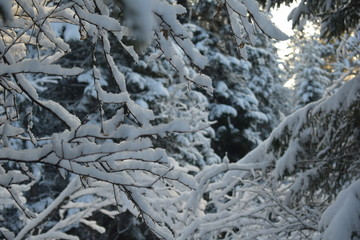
[0,0,287,239]
[0,0,198,238]
[175,76,360,239]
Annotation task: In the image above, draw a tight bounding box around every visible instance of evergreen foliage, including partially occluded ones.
[288,29,332,109]
[258,0,360,39]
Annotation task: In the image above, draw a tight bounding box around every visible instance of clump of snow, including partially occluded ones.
[319,179,360,240]
[52,23,81,42]
[210,104,237,119]
[215,81,229,98]
[274,139,301,179]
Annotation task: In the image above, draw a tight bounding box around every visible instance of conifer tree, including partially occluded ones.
[288,30,331,109]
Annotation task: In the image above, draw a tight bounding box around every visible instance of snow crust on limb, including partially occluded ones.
[225,0,288,59]
[0,60,83,76]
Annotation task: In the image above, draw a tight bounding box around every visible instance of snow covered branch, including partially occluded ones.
[0,0,206,238]
[174,75,360,239]
[224,0,288,59]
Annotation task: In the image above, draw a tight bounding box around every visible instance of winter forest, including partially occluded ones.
[0,0,359,239]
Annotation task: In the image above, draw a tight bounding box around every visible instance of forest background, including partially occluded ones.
[0,0,359,239]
